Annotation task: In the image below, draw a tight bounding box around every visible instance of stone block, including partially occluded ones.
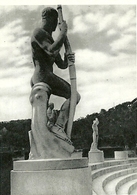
[114,151,128,160]
[11,158,92,195]
[88,150,104,164]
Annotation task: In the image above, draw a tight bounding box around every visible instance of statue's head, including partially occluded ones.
[42,7,58,31]
[95,118,99,124]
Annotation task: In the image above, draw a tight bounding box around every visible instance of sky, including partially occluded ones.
[0,1,136,122]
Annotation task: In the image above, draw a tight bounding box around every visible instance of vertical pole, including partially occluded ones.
[57,5,77,138]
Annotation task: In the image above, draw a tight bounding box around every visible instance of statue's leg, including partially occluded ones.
[50,92,80,144]
[55,99,70,129]
[96,134,99,146]
[49,73,71,99]
[51,74,80,103]
[90,132,98,151]
[45,73,80,141]
[51,99,73,144]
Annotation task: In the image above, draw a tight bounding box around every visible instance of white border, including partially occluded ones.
[0,0,137,5]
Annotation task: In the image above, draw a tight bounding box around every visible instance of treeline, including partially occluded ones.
[72,98,137,149]
[0,98,137,151]
[0,119,31,151]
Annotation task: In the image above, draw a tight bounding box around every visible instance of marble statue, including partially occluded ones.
[90,118,99,151]
[29,7,80,159]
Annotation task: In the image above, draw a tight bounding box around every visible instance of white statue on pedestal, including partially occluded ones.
[90,118,99,151]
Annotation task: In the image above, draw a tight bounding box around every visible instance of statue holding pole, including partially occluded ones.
[11,6,92,195]
[29,6,80,159]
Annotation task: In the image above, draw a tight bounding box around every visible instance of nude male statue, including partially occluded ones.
[30,7,80,142]
[91,118,99,150]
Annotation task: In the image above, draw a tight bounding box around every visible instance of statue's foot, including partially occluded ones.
[51,124,72,145]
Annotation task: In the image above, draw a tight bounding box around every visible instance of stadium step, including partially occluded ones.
[89,158,137,195]
[128,180,137,195]
[104,173,137,195]
[129,188,137,195]
[117,178,137,195]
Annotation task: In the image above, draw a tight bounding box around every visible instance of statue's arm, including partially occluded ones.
[55,53,68,69]
[33,25,67,54]
[55,52,75,69]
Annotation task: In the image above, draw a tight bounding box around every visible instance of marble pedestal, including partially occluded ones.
[114,151,128,160]
[11,158,92,195]
[88,150,104,164]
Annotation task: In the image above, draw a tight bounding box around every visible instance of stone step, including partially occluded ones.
[92,166,137,195]
[129,188,137,195]
[116,173,137,194]
[90,158,137,171]
[92,163,137,180]
[103,167,137,188]
[90,159,128,171]
[128,180,137,195]
[90,158,137,195]
[92,175,106,195]
[117,178,137,195]
[104,173,137,195]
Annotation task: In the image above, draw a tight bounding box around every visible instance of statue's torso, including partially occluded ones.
[31,28,56,85]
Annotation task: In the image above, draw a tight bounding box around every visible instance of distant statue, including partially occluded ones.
[90,118,99,151]
[29,7,80,159]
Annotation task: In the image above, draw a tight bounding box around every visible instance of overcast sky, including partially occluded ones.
[0,2,136,122]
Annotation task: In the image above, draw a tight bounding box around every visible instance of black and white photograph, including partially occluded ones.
[0,1,137,195]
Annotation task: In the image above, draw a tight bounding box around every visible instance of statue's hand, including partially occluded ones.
[66,53,75,63]
[59,20,68,34]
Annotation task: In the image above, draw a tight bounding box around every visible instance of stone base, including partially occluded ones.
[88,150,104,163]
[114,151,128,160]
[11,158,92,195]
